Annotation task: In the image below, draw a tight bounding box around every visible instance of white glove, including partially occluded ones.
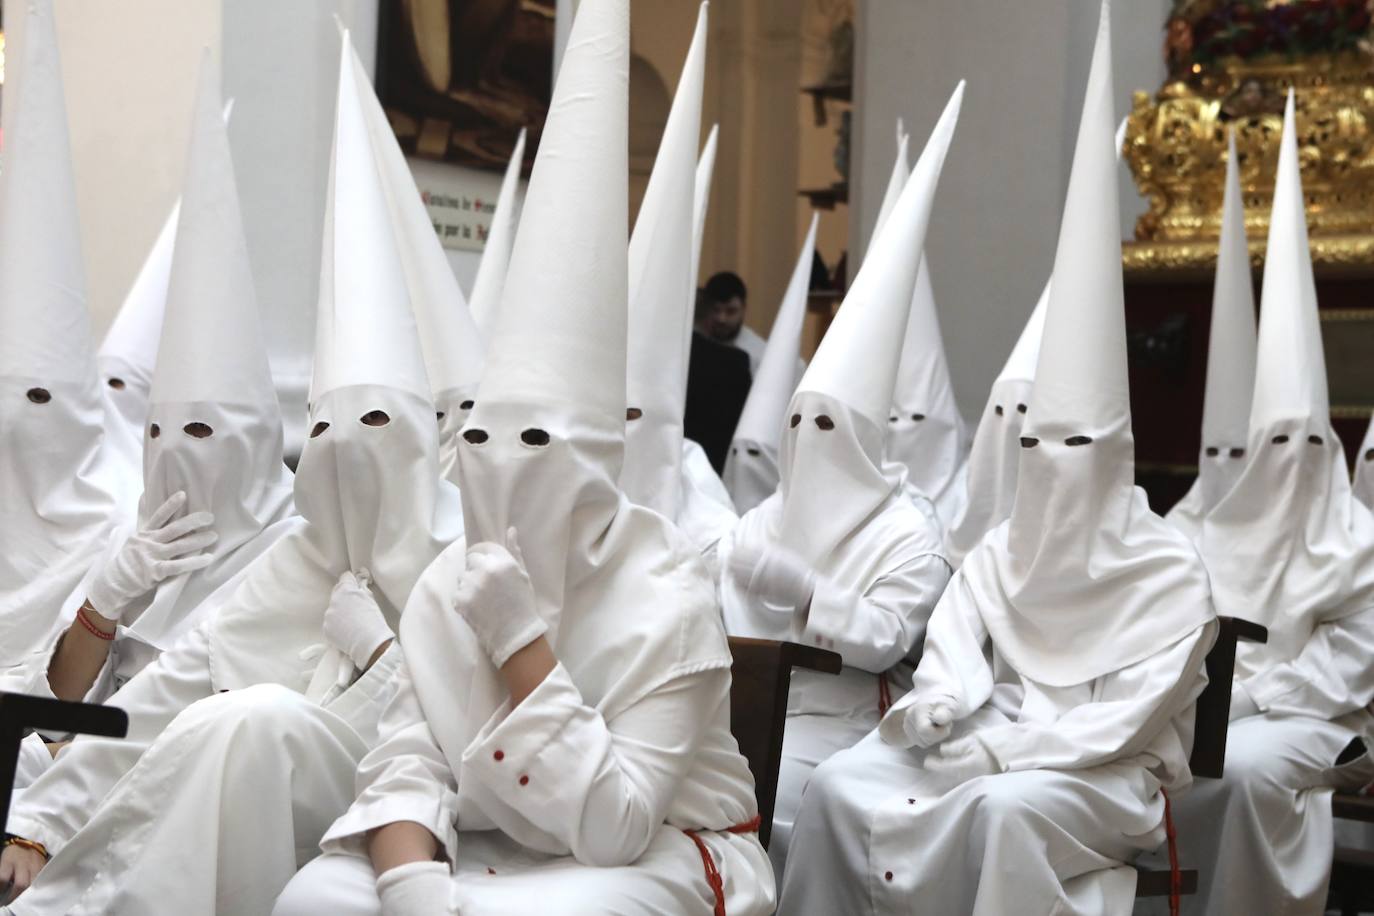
[1229,680,1261,721]
[922,735,999,787]
[323,570,393,670]
[728,542,816,611]
[903,693,958,748]
[86,491,216,619]
[376,860,451,916]
[453,528,548,668]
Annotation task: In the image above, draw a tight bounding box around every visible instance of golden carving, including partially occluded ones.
[1122,233,1374,275]
[1123,51,1374,249]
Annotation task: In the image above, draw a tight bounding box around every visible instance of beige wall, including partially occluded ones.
[852,0,1167,420]
[14,0,222,337]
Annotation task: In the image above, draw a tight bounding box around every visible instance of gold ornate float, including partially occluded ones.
[1122,0,1374,273]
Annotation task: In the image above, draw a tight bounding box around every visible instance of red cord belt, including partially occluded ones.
[681,815,762,916]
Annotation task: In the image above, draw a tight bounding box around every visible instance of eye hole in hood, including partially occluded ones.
[360,410,391,427]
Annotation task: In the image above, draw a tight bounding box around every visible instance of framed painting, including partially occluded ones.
[376,0,553,173]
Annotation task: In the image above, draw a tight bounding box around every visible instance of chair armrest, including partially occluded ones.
[1334,792,1374,823]
[778,641,843,675]
[1218,616,1268,645]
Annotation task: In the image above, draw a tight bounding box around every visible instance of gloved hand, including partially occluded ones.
[1229,680,1261,721]
[453,528,547,668]
[922,735,999,787]
[728,542,816,612]
[376,860,450,916]
[903,693,959,748]
[323,570,393,670]
[86,491,215,619]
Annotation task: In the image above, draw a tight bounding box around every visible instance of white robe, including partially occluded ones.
[278,659,772,916]
[717,491,950,880]
[4,623,401,916]
[778,579,1215,916]
[678,438,738,566]
[279,525,774,916]
[1136,604,1374,916]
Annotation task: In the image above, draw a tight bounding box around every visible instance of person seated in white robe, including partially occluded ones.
[0,0,130,679]
[778,9,1218,914]
[274,3,773,910]
[941,283,1046,568]
[620,4,738,561]
[0,58,297,790]
[718,84,964,883]
[1140,93,1374,916]
[0,41,465,914]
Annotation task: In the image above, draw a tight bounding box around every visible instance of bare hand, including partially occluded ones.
[0,843,46,904]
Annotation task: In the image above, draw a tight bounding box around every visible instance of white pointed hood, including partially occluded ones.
[351,45,485,479]
[691,123,719,290]
[968,0,1213,687]
[778,82,963,566]
[943,281,1047,567]
[1198,91,1374,678]
[455,0,630,626]
[722,212,817,514]
[98,203,178,432]
[1168,129,1257,538]
[886,254,968,527]
[941,111,1131,569]
[871,119,908,244]
[208,31,462,692]
[121,54,296,651]
[97,100,234,497]
[0,0,126,666]
[622,1,708,518]
[467,128,526,341]
[309,41,432,406]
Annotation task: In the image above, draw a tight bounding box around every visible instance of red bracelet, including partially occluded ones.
[76,605,116,641]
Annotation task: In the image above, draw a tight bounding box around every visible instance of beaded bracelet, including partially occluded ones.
[76,604,116,641]
[3,836,49,860]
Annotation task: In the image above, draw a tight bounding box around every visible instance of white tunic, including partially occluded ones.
[290,521,774,916]
[778,578,1215,916]
[1138,605,1374,915]
[717,490,950,877]
[5,624,401,916]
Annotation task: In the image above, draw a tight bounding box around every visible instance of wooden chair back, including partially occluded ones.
[0,693,128,834]
[726,637,842,848]
[1188,616,1268,779]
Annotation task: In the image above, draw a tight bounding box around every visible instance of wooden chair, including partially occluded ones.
[725,637,842,849]
[0,692,128,835]
[1328,768,1374,916]
[1132,615,1268,900]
